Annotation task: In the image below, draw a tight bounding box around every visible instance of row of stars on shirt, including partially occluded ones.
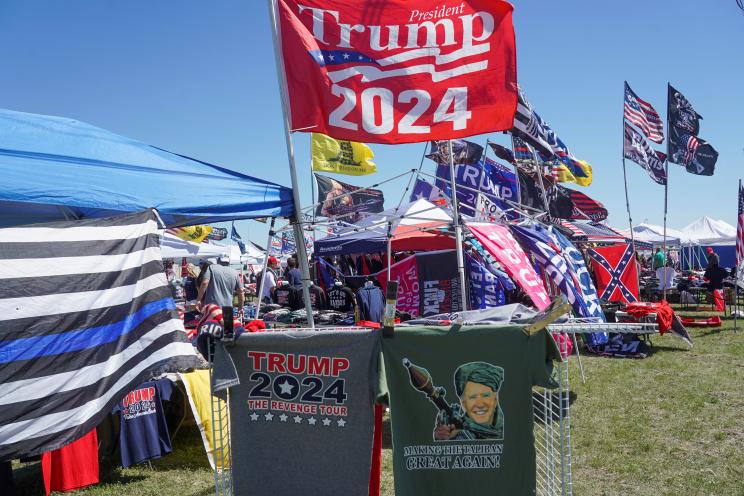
[249,411,346,427]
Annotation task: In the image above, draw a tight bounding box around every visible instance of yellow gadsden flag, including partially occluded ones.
[167,225,213,244]
[311,133,376,176]
[552,160,593,187]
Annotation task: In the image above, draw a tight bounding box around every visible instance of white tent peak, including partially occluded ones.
[680,216,736,245]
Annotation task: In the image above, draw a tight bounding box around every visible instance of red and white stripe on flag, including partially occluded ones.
[277,0,518,144]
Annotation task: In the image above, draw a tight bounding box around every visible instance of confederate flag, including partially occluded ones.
[587,244,639,304]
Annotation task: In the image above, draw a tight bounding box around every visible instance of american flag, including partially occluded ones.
[680,133,699,165]
[737,182,744,266]
[0,210,200,459]
[624,82,664,144]
[308,42,491,84]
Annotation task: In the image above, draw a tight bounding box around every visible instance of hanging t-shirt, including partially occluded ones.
[327,285,356,312]
[41,428,99,496]
[226,329,382,496]
[357,285,384,323]
[113,379,174,467]
[308,284,327,310]
[382,325,560,496]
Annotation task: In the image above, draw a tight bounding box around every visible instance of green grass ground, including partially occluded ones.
[13,313,744,495]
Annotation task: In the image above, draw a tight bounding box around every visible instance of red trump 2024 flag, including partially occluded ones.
[277,0,517,144]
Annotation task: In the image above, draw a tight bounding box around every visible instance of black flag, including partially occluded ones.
[667,85,717,175]
[426,139,483,165]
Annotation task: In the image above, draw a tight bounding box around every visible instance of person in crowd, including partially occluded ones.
[183,263,200,301]
[258,256,280,303]
[652,248,665,270]
[284,257,302,287]
[706,247,720,269]
[433,362,505,441]
[197,253,244,317]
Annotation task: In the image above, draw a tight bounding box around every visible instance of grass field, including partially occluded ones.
[13,312,744,495]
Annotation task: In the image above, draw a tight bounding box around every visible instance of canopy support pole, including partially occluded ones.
[255,217,276,320]
[386,222,393,283]
[267,0,315,327]
[447,140,469,311]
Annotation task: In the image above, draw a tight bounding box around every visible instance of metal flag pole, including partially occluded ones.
[266,0,315,327]
[620,86,639,287]
[735,179,741,331]
[255,217,276,320]
[447,140,469,310]
[662,83,671,302]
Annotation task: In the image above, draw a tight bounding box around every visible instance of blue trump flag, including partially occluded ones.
[466,254,515,309]
[435,158,517,217]
[510,223,607,346]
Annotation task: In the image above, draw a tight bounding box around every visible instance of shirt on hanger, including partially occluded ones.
[357,285,384,323]
[226,329,383,496]
[327,285,356,312]
[113,379,174,467]
[382,326,560,496]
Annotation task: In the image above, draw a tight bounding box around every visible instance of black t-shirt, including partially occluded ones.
[308,284,327,310]
[326,285,356,312]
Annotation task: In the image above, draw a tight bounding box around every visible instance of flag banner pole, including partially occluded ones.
[530,147,551,221]
[267,0,314,327]
[509,135,524,208]
[621,82,639,287]
[735,178,742,331]
[662,159,669,301]
[448,140,469,310]
[255,217,276,320]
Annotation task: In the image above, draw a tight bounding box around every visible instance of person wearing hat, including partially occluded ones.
[197,253,244,317]
[433,361,505,441]
[258,256,280,303]
[706,247,720,269]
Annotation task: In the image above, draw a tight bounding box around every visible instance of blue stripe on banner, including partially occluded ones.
[0,298,175,363]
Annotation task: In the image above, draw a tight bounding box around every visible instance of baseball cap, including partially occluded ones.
[218,252,230,263]
[706,247,714,254]
[268,256,279,265]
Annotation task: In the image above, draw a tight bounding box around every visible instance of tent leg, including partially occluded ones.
[266,0,314,328]
[447,140,468,311]
[255,218,275,319]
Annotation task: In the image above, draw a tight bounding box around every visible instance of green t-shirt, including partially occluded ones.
[382,325,560,496]
[653,251,665,269]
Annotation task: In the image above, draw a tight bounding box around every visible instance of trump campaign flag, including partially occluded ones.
[276,0,517,144]
[0,210,200,459]
[510,223,607,346]
[587,244,639,304]
[466,222,551,311]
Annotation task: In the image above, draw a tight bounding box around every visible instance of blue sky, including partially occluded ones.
[1,1,742,244]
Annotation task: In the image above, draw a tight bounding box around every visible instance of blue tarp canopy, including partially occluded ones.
[0,109,295,227]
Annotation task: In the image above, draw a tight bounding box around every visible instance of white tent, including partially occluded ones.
[354,198,452,230]
[680,216,736,246]
[161,233,226,260]
[631,223,683,246]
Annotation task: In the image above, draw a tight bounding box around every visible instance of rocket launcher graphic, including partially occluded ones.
[402,358,463,429]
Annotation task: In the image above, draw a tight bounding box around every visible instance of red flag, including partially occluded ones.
[587,244,639,304]
[277,0,517,144]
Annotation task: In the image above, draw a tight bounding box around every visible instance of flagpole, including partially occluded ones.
[266,0,315,328]
[530,146,551,221]
[621,84,639,287]
[662,83,671,301]
[735,179,741,331]
[508,136,524,209]
[255,217,276,320]
[447,140,469,310]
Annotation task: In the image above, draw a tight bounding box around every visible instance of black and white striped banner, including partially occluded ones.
[0,210,201,460]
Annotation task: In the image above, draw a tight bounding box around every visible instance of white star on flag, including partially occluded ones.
[307,416,317,425]
[342,53,349,59]
[264,412,274,421]
[278,380,295,395]
[337,418,346,427]
[293,415,303,423]
[250,413,259,421]
[279,414,288,422]
[322,418,332,426]
[329,55,335,61]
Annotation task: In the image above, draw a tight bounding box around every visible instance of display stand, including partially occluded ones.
[207,325,577,496]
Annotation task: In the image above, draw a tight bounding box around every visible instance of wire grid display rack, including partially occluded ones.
[209,344,233,496]
[206,324,640,496]
[533,333,573,496]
